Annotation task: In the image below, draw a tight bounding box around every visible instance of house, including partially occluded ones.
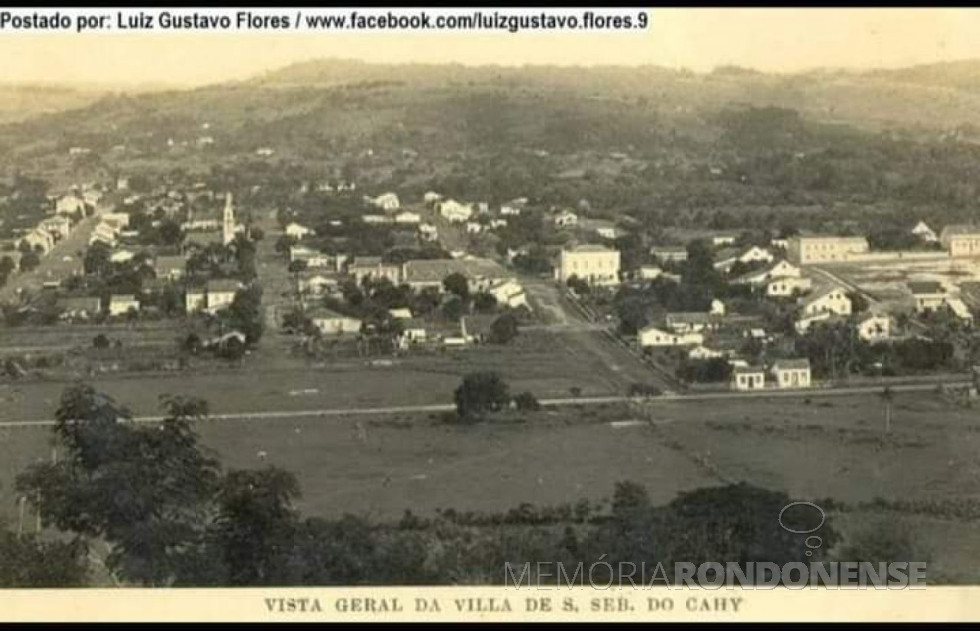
[767,276,813,297]
[709,299,726,316]
[500,203,523,216]
[55,194,86,216]
[487,279,529,309]
[800,285,852,317]
[155,255,186,281]
[362,214,393,224]
[688,345,725,360]
[366,192,400,211]
[733,259,801,287]
[771,359,811,389]
[665,312,722,334]
[206,279,240,314]
[795,311,833,335]
[402,257,512,293]
[947,297,974,324]
[711,233,738,247]
[908,281,947,313]
[308,308,363,336]
[101,213,130,229]
[185,287,207,313]
[397,319,428,348]
[57,296,102,320]
[423,191,443,205]
[89,222,118,247]
[394,211,421,225]
[714,245,774,272]
[637,325,704,348]
[489,218,508,230]
[649,246,688,263]
[911,221,938,243]
[108,294,140,317]
[465,222,483,234]
[857,313,891,341]
[786,235,870,265]
[19,229,54,253]
[553,209,579,228]
[38,216,72,241]
[347,257,402,285]
[418,223,439,241]
[290,246,333,269]
[554,244,621,286]
[388,308,413,320]
[110,249,136,264]
[731,366,766,391]
[284,222,315,240]
[940,225,980,257]
[297,272,340,296]
[438,199,474,223]
[637,265,662,280]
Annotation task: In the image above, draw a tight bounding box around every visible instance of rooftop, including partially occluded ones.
[207,278,242,293]
[772,358,811,371]
[907,281,946,295]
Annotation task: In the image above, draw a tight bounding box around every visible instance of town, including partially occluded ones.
[3,49,980,590]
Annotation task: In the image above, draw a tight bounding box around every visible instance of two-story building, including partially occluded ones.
[555,244,621,286]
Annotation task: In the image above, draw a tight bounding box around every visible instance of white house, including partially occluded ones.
[767,276,812,297]
[638,325,704,348]
[688,345,725,360]
[367,192,400,211]
[908,281,947,313]
[947,297,974,324]
[418,223,439,241]
[709,299,726,316]
[795,311,833,335]
[465,222,483,234]
[290,246,333,269]
[800,285,852,317]
[55,195,86,216]
[714,245,774,272]
[637,265,663,280]
[733,259,801,287]
[911,221,938,243]
[771,359,812,389]
[206,279,240,314]
[555,244,621,286]
[423,191,443,205]
[553,209,579,228]
[665,312,721,334]
[309,309,363,336]
[297,272,339,296]
[285,222,315,240]
[20,228,55,253]
[108,294,140,317]
[857,313,891,341]
[487,279,528,309]
[110,249,136,264]
[185,288,207,313]
[439,199,474,223]
[731,366,766,391]
[394,211,421,225]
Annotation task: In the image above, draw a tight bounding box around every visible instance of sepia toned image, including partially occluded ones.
[1,6,980,622]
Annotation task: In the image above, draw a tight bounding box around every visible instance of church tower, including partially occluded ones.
[222,192,235,245]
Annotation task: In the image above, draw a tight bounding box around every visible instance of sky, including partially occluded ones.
[2,8,980,88]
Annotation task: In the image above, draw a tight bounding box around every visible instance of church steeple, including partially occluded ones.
[222,192,235,246]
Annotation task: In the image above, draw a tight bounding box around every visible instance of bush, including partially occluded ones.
[92,334,110,349]
[513,391,541,411]
[628,383,662,398]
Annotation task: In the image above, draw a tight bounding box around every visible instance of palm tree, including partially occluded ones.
[880,386,894,434]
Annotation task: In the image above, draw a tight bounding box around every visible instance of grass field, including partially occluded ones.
[2,389,980,580]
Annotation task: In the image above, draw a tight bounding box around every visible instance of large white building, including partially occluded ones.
[786,235,869,265]
[940,225,980,258]
[555,244,621,286]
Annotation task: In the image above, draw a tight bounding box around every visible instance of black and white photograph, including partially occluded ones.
[0,6,978,622]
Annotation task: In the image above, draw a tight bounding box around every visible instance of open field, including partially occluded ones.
[821,257,980,309]
[2,389,979,580]
[0,330,631,423]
